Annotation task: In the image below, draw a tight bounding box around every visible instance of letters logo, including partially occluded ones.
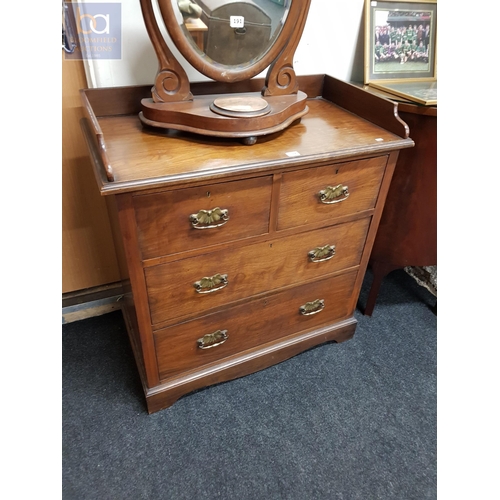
[77,8,110,35]
[65,3,121,60]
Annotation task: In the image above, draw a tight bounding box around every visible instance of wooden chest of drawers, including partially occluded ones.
[80,75,413,413]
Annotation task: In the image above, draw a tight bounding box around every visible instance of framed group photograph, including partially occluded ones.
[364,0,437,104]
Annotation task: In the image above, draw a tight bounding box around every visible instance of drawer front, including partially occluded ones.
[146,218,370,327]
[154,270,357,380]
[277,156,387,231]
[133,176,273,260]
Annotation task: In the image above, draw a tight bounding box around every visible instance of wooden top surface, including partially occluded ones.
[90,97,412,194]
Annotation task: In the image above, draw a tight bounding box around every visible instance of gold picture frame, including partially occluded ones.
[364,0,437,98]
[369,80,437,105]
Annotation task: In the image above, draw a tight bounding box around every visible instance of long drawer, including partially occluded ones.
[145,218,370,327]
[154,270,358,380]
[133,176,273,260]
[277,156,387,231]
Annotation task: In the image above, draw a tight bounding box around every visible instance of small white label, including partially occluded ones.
[375,138,384,142]
[371,1,377,6]
[286,151,301,157]
[230,16,244,28]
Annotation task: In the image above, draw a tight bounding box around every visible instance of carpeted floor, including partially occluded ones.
[62,269,437,499]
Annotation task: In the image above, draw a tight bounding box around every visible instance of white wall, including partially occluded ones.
[83,0,366,88]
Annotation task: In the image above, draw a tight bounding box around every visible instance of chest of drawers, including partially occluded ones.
[80,75,414,413]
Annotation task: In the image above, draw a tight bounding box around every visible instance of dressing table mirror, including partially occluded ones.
[139,0,311,144]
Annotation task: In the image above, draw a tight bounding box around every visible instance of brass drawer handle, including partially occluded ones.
[318,184,349,204]
[299,299,325,316]
[189,207,229,229]
[197,329,228,349]
[308,245,336,263]
[193,273,228,294]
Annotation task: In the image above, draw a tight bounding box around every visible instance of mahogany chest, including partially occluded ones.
[80,75,413,413]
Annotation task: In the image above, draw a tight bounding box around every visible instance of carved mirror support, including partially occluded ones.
[139,0,312,143]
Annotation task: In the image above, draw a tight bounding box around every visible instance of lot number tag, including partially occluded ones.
[230,16,245,28]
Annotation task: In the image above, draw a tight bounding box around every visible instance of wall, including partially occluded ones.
[83,0,366,88]
[62,53,122,294]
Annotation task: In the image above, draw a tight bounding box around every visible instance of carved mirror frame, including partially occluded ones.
[139,0,312,144]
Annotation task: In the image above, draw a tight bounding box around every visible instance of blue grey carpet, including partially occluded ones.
[62,269,437,499]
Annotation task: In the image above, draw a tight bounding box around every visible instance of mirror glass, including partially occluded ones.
[173,0,291,67]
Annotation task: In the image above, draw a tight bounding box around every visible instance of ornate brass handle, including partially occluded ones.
[308,245,336,263]
[318,184,349,204]
[197,330,228,349]
[189,207,229,229]
[193,273,228,294]
[299,299,325,316]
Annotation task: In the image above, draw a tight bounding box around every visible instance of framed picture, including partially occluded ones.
[369,80,437,105]
[364,0,437,85]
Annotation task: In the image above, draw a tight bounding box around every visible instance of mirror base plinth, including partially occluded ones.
[139,91,308,143]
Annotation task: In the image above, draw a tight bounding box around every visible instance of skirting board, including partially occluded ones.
[62,282,124,324]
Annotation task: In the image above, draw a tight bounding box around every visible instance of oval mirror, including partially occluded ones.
[173,0,290,68]
[139,0,311,143]
[157,0,296,82]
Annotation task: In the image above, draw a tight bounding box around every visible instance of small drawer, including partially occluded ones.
[133,176,273,260]
[154,270,357,380]
[277,156,387,231]
[145,218,370,327]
